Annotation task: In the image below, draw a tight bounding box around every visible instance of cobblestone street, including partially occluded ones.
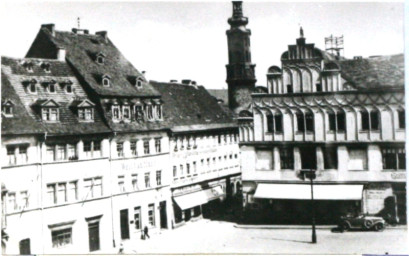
[119,218,408,254]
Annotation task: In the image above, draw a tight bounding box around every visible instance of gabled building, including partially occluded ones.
[25,25,173,244]
[225,6,406,224]
[151,80,241,226]
[1,56,112,254]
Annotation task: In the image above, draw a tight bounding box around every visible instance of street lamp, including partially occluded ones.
[299,169,317,244]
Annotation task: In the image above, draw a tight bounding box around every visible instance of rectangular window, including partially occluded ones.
[305,113,314,132]
[123,106,131,120]
[117,142,124,157]
[67,144,76,159]
[370,111,379,130]
[68,181,78,201]
[20,191,29,209]
[8,193,17,211]
[143,140,150,155]
[93,177,102,197]
[296,114,304,132]
[180,164,184,176]
[337,113,346,131]
[112,105,120,120]
[316,83,322,92]
[155,138,161,153]
[145,172,150,188]
[85,108,93,120]
[6,146,15,155]
[218,135,221,144]
[132,174,138,190]
[275,114,283,132]
[398,110,405,129]
[266,114,273,132]
[361,111,370,130]
[186,164,190,175]
[148,204,155,226]
[382,147,406,170]
[84,142,92,152]
[134,207,141,230]
[130,141,137,156]
[42,108,59,121]
[280,147,294,169]
[287,84,293,93]
[56,144,66,161]
[156,170,162,186]
[57,183,67,204]
[135,105,143,121]
[52,228,72,248]
[323,147,338,169]
[46,145,55,162]
[94,141,101,152]
[118,175,125,192]
[47,184,56,205]
[173,166,177,178]
[329,113,336,131]
[84,177,103,199]
[300,147,317,170]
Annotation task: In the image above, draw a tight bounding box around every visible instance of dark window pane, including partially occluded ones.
[287,84,293,93]
[316,83,322,92]
[337,113,346,131]
[306,113,314,131]
[275,114,283,132]
[300,147,316,169]
[280,147,294,169]
[370,110,379,130]
[323,147,338,169]
[266,114,273,132]
[398,110,405,129]
[297,114,304,132]
[328,113,336,131]
[361,111,369,130]
[398,152,406,169]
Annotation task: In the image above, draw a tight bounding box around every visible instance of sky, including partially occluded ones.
[0,1,404,89]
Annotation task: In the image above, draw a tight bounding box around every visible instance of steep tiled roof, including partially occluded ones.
[339,54,404,89]
[1,56,111,136]
[150,81,237,132]
[1,71,44,135]
[26,28,160,97]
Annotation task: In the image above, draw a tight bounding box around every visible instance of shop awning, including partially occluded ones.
[174,186,224,210]
[254,184,363,200]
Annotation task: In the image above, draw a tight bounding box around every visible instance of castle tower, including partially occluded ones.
[226,1,256,114]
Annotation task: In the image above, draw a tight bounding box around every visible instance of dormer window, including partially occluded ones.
[95,52,105,65]
[72,99,95,122]
[26,79,37,94]
[23,62,34,72]
[41,62,51,73]
[112,105,120,120]
[123,106,131,120]
[102,75,111,87]
[156,105,163,119]
[61,80,73,93]
[42,108,59,121]
[47,80,56,93]
[134,105,144,121]
[2,100,14,117]
[35,99,60,122]
[136,77,143,89]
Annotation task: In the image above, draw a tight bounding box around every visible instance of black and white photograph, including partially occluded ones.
[0,0,407,255]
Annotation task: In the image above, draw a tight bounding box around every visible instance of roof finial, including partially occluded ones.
[300,26,304,38]
[77,17,80,29]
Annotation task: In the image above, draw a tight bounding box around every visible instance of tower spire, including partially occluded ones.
[300,26,304,38]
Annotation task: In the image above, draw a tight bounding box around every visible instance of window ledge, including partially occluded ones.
[381,169,406,172]
[348,169,369,172]
[396,129,405,132]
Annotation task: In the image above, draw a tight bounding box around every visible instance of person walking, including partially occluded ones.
[118,243,124,254]
[144,226,150,239]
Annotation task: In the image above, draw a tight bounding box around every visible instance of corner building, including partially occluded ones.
[226,7,406,224]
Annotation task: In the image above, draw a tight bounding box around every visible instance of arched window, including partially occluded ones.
[102,76,110,87]
[398,109,405,129]
[136,78,143,88]
[266,114,273,132]
[370,110,379,130]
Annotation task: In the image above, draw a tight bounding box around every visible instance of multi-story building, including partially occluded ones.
[226,2,406,224]
[1,56,112,254]
[151,81,241,227]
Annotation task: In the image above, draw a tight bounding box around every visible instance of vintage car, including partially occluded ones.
[339,214,385,232]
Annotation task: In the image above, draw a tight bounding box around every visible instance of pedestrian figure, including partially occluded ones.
[118,243,124,254]
[144,226,150,239]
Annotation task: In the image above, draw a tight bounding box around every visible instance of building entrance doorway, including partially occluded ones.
[160,201,167,229]
[19,238,30,255]
[88,222,100,252]
[120,209,130,240]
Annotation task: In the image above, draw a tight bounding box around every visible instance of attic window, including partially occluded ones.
[28,80,37,94]
[96,55,104,65]
[42,63,51,72]
[48,81,56,93]
[42,108,59,121]
[78,108,94,121]
[2,101,14,117]
[102,75,111,87]
[23,62,34,72]
[136,78,143,88]
[66,84,73,93]
[155,104,163,120]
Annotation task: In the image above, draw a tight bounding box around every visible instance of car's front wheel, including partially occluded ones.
[340,222,349,232]
[374,223,384,232]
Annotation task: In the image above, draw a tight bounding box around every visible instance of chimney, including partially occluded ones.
[170,80,178,83]
[41,24,55,37]
[181,79,192,85]
[57,47,66,61]
[84,29,89,35]
[96,31,108,43]
[191,81,197,85]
